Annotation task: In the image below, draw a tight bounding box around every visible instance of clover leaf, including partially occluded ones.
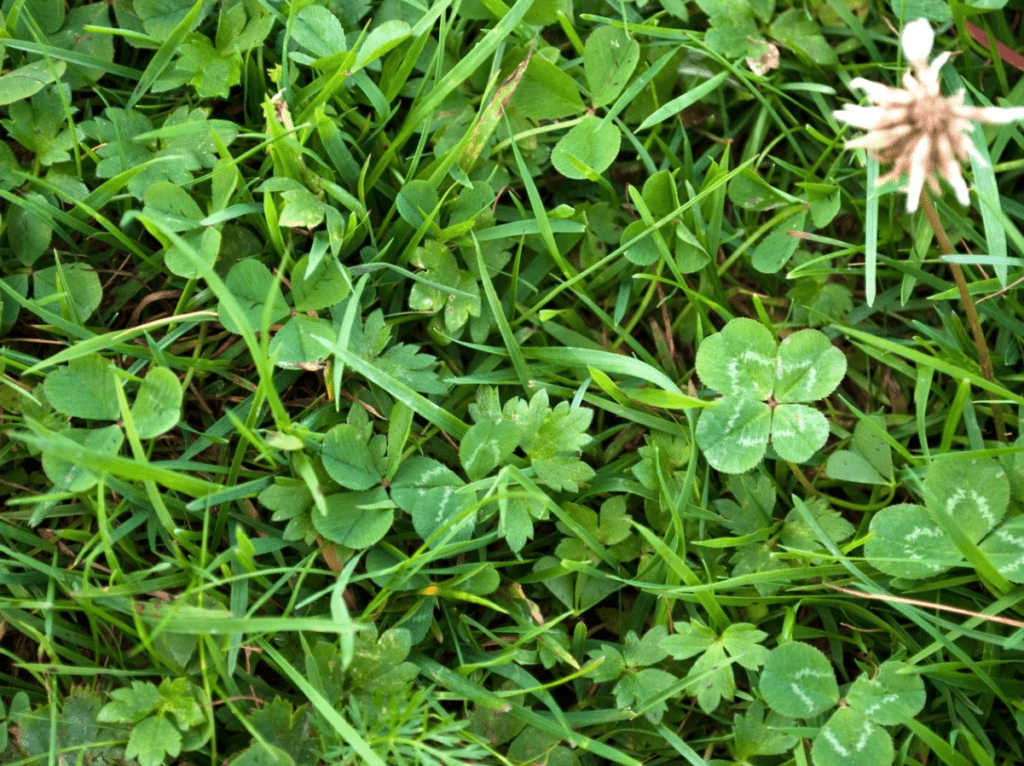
[846,660,926,726]
[811,707,893,766]
[864,458,1023,582]
[760,641,839,719]
[695,318,846,473]
[760,644,922,766]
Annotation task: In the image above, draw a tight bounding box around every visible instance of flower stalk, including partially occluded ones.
[919,189,1007,443]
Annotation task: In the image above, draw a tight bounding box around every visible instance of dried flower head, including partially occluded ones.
[834,18,1024,213]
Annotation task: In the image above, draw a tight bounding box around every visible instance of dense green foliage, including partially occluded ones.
[3,0,1024,764]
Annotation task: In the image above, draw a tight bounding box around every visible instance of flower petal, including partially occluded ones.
[845,124,912,150]
[928,51,952,78]
[901,18,934,64]
[833,104,887,129]
[970,105,1024,124]
[904,136,931,213]
[848,77,914,104]
[963,138,987,167]
[945,163,971,206]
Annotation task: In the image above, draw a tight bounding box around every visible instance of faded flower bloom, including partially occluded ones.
[834,18,1024,213]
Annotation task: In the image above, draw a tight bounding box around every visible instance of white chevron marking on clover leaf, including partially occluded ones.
[820,728,850,757]
[789,682,816,713]
[905,525,944,541]
[854,721,873,751]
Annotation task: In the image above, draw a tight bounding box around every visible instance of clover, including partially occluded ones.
[865,457,1024,583]
[695,318,847,474]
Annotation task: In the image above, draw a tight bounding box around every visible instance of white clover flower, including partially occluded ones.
[834,18,1024,213]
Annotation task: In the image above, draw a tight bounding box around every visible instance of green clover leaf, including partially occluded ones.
[865,458,1022,582]
[696,318,846,473]
[811,707,893,766]
[846,660,926,726]
[760,641,839,719]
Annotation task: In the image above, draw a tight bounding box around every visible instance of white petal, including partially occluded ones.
[834,104,888,129]
[902,71,933,100]
[845,124,912,149]
[928,51,952,77]
[971,106,1024,124]
[964,138,988,167]
[946,164,971,206]
[848,77,914,103]
[904,137,931,213]
[919,52,949,96]
[902,18,935,63]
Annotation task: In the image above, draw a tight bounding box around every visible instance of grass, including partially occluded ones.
[3,0,1024,764]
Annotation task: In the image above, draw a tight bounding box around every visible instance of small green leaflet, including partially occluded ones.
[554,496,637,563]
[259,479,316,544]
[44,354,119,420]
[130,368,184,438]
[760,642,839,719]
[846,660,926,726]
[733,701,798,760]
[244,697,317,766]
[344,309,449,395]
[392,456,476,546]
[218,259,290,335]
[41,426,123,493]
[864,458,1022,582]
[408,239,481,335]
[321,424,383,491]
[811,707,893,766]
[97,678,211,766]
[0,60,67,107]
[460,419,517,481]
[34,262,103,322]
[696,318,846,473]
[312,489,394,549]
[8,688,117,764]
[826,416,894,485]
[227,742,295,766]
[713,472,775,535]
[613,668,677,723]
[127,716,183,766]
[465,386,594,494]
[782,497,854,559]
[552,116,622,180]
[586,627,675,723]
[584,26,639,107]
[1,85,82,165]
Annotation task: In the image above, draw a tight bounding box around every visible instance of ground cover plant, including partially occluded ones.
[5,0,1024,764]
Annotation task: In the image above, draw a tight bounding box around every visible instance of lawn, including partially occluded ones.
[3,0,1024,764]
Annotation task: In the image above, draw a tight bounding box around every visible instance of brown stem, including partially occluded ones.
[920,191,1007,443]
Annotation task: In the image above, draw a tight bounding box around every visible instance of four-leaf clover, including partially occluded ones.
[696,318,846,473]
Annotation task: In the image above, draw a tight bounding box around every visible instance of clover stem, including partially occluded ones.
[919,190,1007,443]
